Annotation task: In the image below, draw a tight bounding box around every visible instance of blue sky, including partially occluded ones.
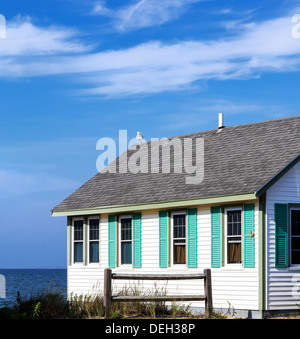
[0,0,300,267]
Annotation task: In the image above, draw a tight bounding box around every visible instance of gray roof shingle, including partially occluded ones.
[52,115,300,213]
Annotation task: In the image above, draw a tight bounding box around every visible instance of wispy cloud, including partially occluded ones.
[0,170,80,196]
[1,16,90,57]
[92,1,111,16]
[1,11,300,96]
[92,0,201,32]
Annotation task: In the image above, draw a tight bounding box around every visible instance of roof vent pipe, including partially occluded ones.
[218,113,224,129]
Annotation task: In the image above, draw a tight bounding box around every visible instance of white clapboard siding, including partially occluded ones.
[266,161,300,310]
[68,204,260,311]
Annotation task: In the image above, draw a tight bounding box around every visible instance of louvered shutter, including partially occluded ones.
[159,211,168,268]
[108,215,116,268]
[132,212,142,268]
[187,208,197,268]
[211,206,221,267]
[275,203,288,268]
[243,203,255,267]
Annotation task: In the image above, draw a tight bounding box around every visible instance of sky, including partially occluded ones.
[0,0,300,268]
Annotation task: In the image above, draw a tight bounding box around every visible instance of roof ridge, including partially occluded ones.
[224,114,300,129]
[160,114,300,140]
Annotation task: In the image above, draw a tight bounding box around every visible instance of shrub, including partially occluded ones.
[0,288,69,319]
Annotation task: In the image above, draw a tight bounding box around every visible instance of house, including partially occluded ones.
[51,115,300,318]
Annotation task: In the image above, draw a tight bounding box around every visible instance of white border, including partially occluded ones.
[224,207,243,268]
[170,211,187,267]
[118,215,133,268]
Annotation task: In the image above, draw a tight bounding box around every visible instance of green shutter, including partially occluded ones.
[211,206,221,268]
[159,211,168,268]
[243,203,255,268]
[108,215,116,268]
[132,212,142,268]
[275,203,288,268]
[187,208,197,268]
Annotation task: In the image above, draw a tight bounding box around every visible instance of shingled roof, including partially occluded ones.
[52,115,300,213]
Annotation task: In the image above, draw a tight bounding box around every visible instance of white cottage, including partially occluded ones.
[51,115,300,318]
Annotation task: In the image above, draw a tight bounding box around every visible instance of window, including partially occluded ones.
[172,213,186,265]
[119,217,132,265]
[291,209,300,265]
[74,220,83,263]
[225,209,242,264]
[89,219,99,263]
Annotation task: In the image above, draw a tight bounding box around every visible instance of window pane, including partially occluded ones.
[292,237,300,249]
[291,237,300,265]
[227,211,241,236]
[291,210,300,236]
[174,241,186,264]
[291,210,300,265]
[74,242,83,263]
[227,210,241,265]
[90,219,99,240]
[228,242,241,264]
[74,221,83,241]
[121,242,132,264]
[173,214,186,239]
[292,250,300,265]
[89,241,99,263]
[292,210,300,223]
[74,220,83,227]
[121,218,132,241]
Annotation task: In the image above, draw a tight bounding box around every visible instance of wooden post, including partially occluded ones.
[204,269,213,318]
[104,268,112,318]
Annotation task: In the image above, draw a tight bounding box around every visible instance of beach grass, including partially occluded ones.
[0,284,212,319]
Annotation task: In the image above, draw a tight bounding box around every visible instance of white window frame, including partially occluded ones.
[224,207,243,267]
[118,215,133,267]
[290,208,300,267]
[72,217,84,265]
[171,211,187,267]
[88,217,100,265]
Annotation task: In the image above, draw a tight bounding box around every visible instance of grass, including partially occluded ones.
[0,288,70,319]
[0,284,229,319]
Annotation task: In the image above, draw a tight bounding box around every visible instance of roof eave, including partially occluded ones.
[255,154,300,198]
[51,192,257,217]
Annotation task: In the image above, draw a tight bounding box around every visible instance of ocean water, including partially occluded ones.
[0,268,67,307]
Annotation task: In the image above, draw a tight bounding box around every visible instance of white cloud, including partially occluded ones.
[92,1,111,16]
[92,0,200,31]
[1,11,300,96]
[0,17,90,57]
[116,0,200,32]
